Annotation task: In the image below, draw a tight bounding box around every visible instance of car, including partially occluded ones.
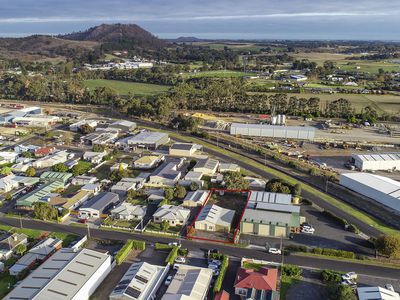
[268,248,282,255]
[341,272,357,281]
[173,264,180,270]
[165,275,172,286]
[301,227,315,234]
[78,218,88,224]
[341,279,357,288]
[213,269,220,277]
[385,284,395,292]
[210,259,222,266]
[208,263,219,270]
[175,256,186,263]
[301,222,312,229]
[168,242,181,247]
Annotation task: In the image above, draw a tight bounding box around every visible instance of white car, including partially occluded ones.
[385,284,395,292]
[301,227,315,234]
[168,242,181,247]
[213,269,220,277]
[208,263,219,270]
[341,272,357,281]
[165,275,172,286]
[173,264,180,270]
[341,279,357,288]
[175,256,186,263]
[268,248,282,255]
[210,259,222,266]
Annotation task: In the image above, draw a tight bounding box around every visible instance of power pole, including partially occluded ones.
[19,214,23,229]
[87,223,91,239]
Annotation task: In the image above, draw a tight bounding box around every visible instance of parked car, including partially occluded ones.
[173,264,180,270]
[341,272,357,281]
[78,218,88,224]
[175,256,186,263]
[208,263,220,270]
[213,269,220,277]
[210,259,222,266]
[301,227,315,234]
[301,222,312,229]
[341,279,357,288]
[165,275,172,286]
[385,284,395,292]
[268,248,282,255]
[168,242,181,247]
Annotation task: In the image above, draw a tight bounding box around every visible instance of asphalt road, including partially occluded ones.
[1,217,398,279]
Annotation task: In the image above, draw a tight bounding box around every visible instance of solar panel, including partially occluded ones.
[125,286,142,299]
[135,275,149,284]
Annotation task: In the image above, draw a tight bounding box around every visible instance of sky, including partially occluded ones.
[0,0,399,40]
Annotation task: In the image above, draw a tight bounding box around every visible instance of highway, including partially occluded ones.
[0,216,398,279]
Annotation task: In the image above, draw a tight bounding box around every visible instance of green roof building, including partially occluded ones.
[40,172,72,185]
[16,181,64,208]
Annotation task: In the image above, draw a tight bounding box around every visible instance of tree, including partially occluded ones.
[4,193,12,201]
[25,166,36,177]
[92,144,105,152]
[52,163,69,173]
[164,188,174,201]
[15,243,27,256]
[293,183,302,196]
[375,235,400,258]
[21,151,33,158]
[1,166,12,176]
[190,182,199,191]
[160,220,170,232]
[223,172,249,190]
[33,202,58,221]
[79,123,94,134]
[174,185,187,199]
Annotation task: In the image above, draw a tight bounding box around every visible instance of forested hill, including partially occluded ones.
[60,23,167,50]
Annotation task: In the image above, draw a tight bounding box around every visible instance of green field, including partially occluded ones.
[84,79,170,96]
[303,83,363,90]
[182,70,254,78]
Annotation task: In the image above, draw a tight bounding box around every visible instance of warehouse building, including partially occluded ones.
[351,153,400,171]
[108,120,136,132]
[340,173,400,213]
[79,192,120,218]
[230,123,315,140]
[32,150,69,169]
[169,143,202,157]
[5,248,112,300]
[12,115,60,127]
[195,204,235,232]
[40,171,73,184]
[0,106,41,124]
[16,181,65,208]
[109,261,168,300]
[116,131,169,149]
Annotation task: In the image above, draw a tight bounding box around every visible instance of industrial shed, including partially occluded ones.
[340,173,400,213]
[351,153,400,171]
[230,123,315,140]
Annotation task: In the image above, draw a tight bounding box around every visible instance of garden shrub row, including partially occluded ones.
[321,269,344,283]
[155,243,174,251]
[281,264,302,278]
[165,246,179,264]
[213,255,229,293]
[313,247,355,259]
[322,210,360,234]
[115,239,146,265]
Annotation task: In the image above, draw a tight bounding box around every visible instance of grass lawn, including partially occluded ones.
[49,232,78,247]
[242,262,268,271]
[182,70,255,78]
[112,219,140,228]
[84,79,170,96]
[146,222,182,234]
[61,184,82,196]
[139,125,400,236]
[280,275,300,300]
[0,272,17,299]
[0,224,43,239]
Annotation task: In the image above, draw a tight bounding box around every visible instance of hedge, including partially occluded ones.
[312,247,355,259]
[347,224,360,234]
[213,255,229,293]
[323,210,360,234]
[285,244,308,253]
[155,243,174,251]
[115,239,146,265]
[321,269,344,283]
[165,246,179,264]
[281,264,302,278]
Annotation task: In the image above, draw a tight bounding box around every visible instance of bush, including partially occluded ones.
[115,240,133,265]
[213,255,229,293]
[347,224,360,234]
[281,264,302,278]
[321,269,343,283]
[285,244,308,253]
[322,210,349,227]
[313,247,355,259]
[155,243,174,251]
[375,235,400,258]
[178,248,189,256]
[165,246,179,264]
[132,240,145,251]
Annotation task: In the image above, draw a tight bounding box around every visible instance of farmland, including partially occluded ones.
[182,70,254,78]
[84,79,170,96]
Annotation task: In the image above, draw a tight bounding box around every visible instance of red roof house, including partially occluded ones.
[34,147,56,157]
[234,267,279,300]
[215,290,230,300]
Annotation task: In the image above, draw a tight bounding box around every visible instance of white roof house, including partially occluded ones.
[153,205,190,226]
[161,265,213,300]
[111,178,139,196]
[110,261,168,300]
[4,248,112,300]
[351,153,400,171]
[219,163,240,173]
[357,286,400,300]
[0,151,19,165]
[0,174,39,192]
[116,131,169,149]
[83,151,107,164]
[183,190,209,207]
[193,158,219,175]
[32,150,69,169]
[195,204,235,232]
[169,143,202,157]
[111,203,147,220]
[340,173,400,213]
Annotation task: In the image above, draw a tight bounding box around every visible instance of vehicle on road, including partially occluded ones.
[175,256,186,263]
[268,248,282,255]
[165,275,172,286]
[168,242,181,247]
[342,272,357,281]
[301,227,315,234]
[385,284,395,292]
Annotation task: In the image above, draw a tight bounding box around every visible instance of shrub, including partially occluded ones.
[115,240,133,265]
[321,269,343,283]
[322,210,349,227]
[285,244,308,253]
[178,248,189,256]
[281,264,302,278]
[131,240,145,251]
[312,247,355,259]
[347,224,360,234]
[165,246,179,264]
[213,255,229,293]
[155,243,174,251]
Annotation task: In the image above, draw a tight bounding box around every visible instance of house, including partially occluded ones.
[83,151,107,164]
[110,262,168,300]
[81,183,102,194]
[219,163,240,173]
[111,203,147,220]
[9,237,63,276]
[357,286,400,300]
[179,171,203,188]
[161,265,213,300]
[40,171,73,185]
[4,248,112,300]
[79,192,120,219]
[290,74,308,81]
[134,155,164,169]
[11,162,32,173]
[0,174,39,193]
[81,131,118,145]
[71,175,98,185]
[240,191,300,237]
[183,190,209,207]
[169,143,202,157]
[153,205,190,226]
[116,131,169,149]
[14,144,39,154]
[110,162,129,172]
[234,267,279,300]
[32,150,69,169]
[0,151,19,165]
[34,146,56,157]
[0,232,28,260]
[195,204,235,232]
[215,291,230,300]
[49,190,93,211]
[111,178,139,196]
[148,161,183,187]
[193,158,219,175]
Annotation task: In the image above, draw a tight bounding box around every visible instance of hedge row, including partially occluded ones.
[322,210,360,234]
[213,255,229,293]
[115,239,146,265]
[281,264,302,278]
[284,244,308,253]
[165,246,179,264]
[313,247,355,259]
[321,269,344,283]
[155,243,174,251]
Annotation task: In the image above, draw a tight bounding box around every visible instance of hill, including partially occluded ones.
[60,23,166,49]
